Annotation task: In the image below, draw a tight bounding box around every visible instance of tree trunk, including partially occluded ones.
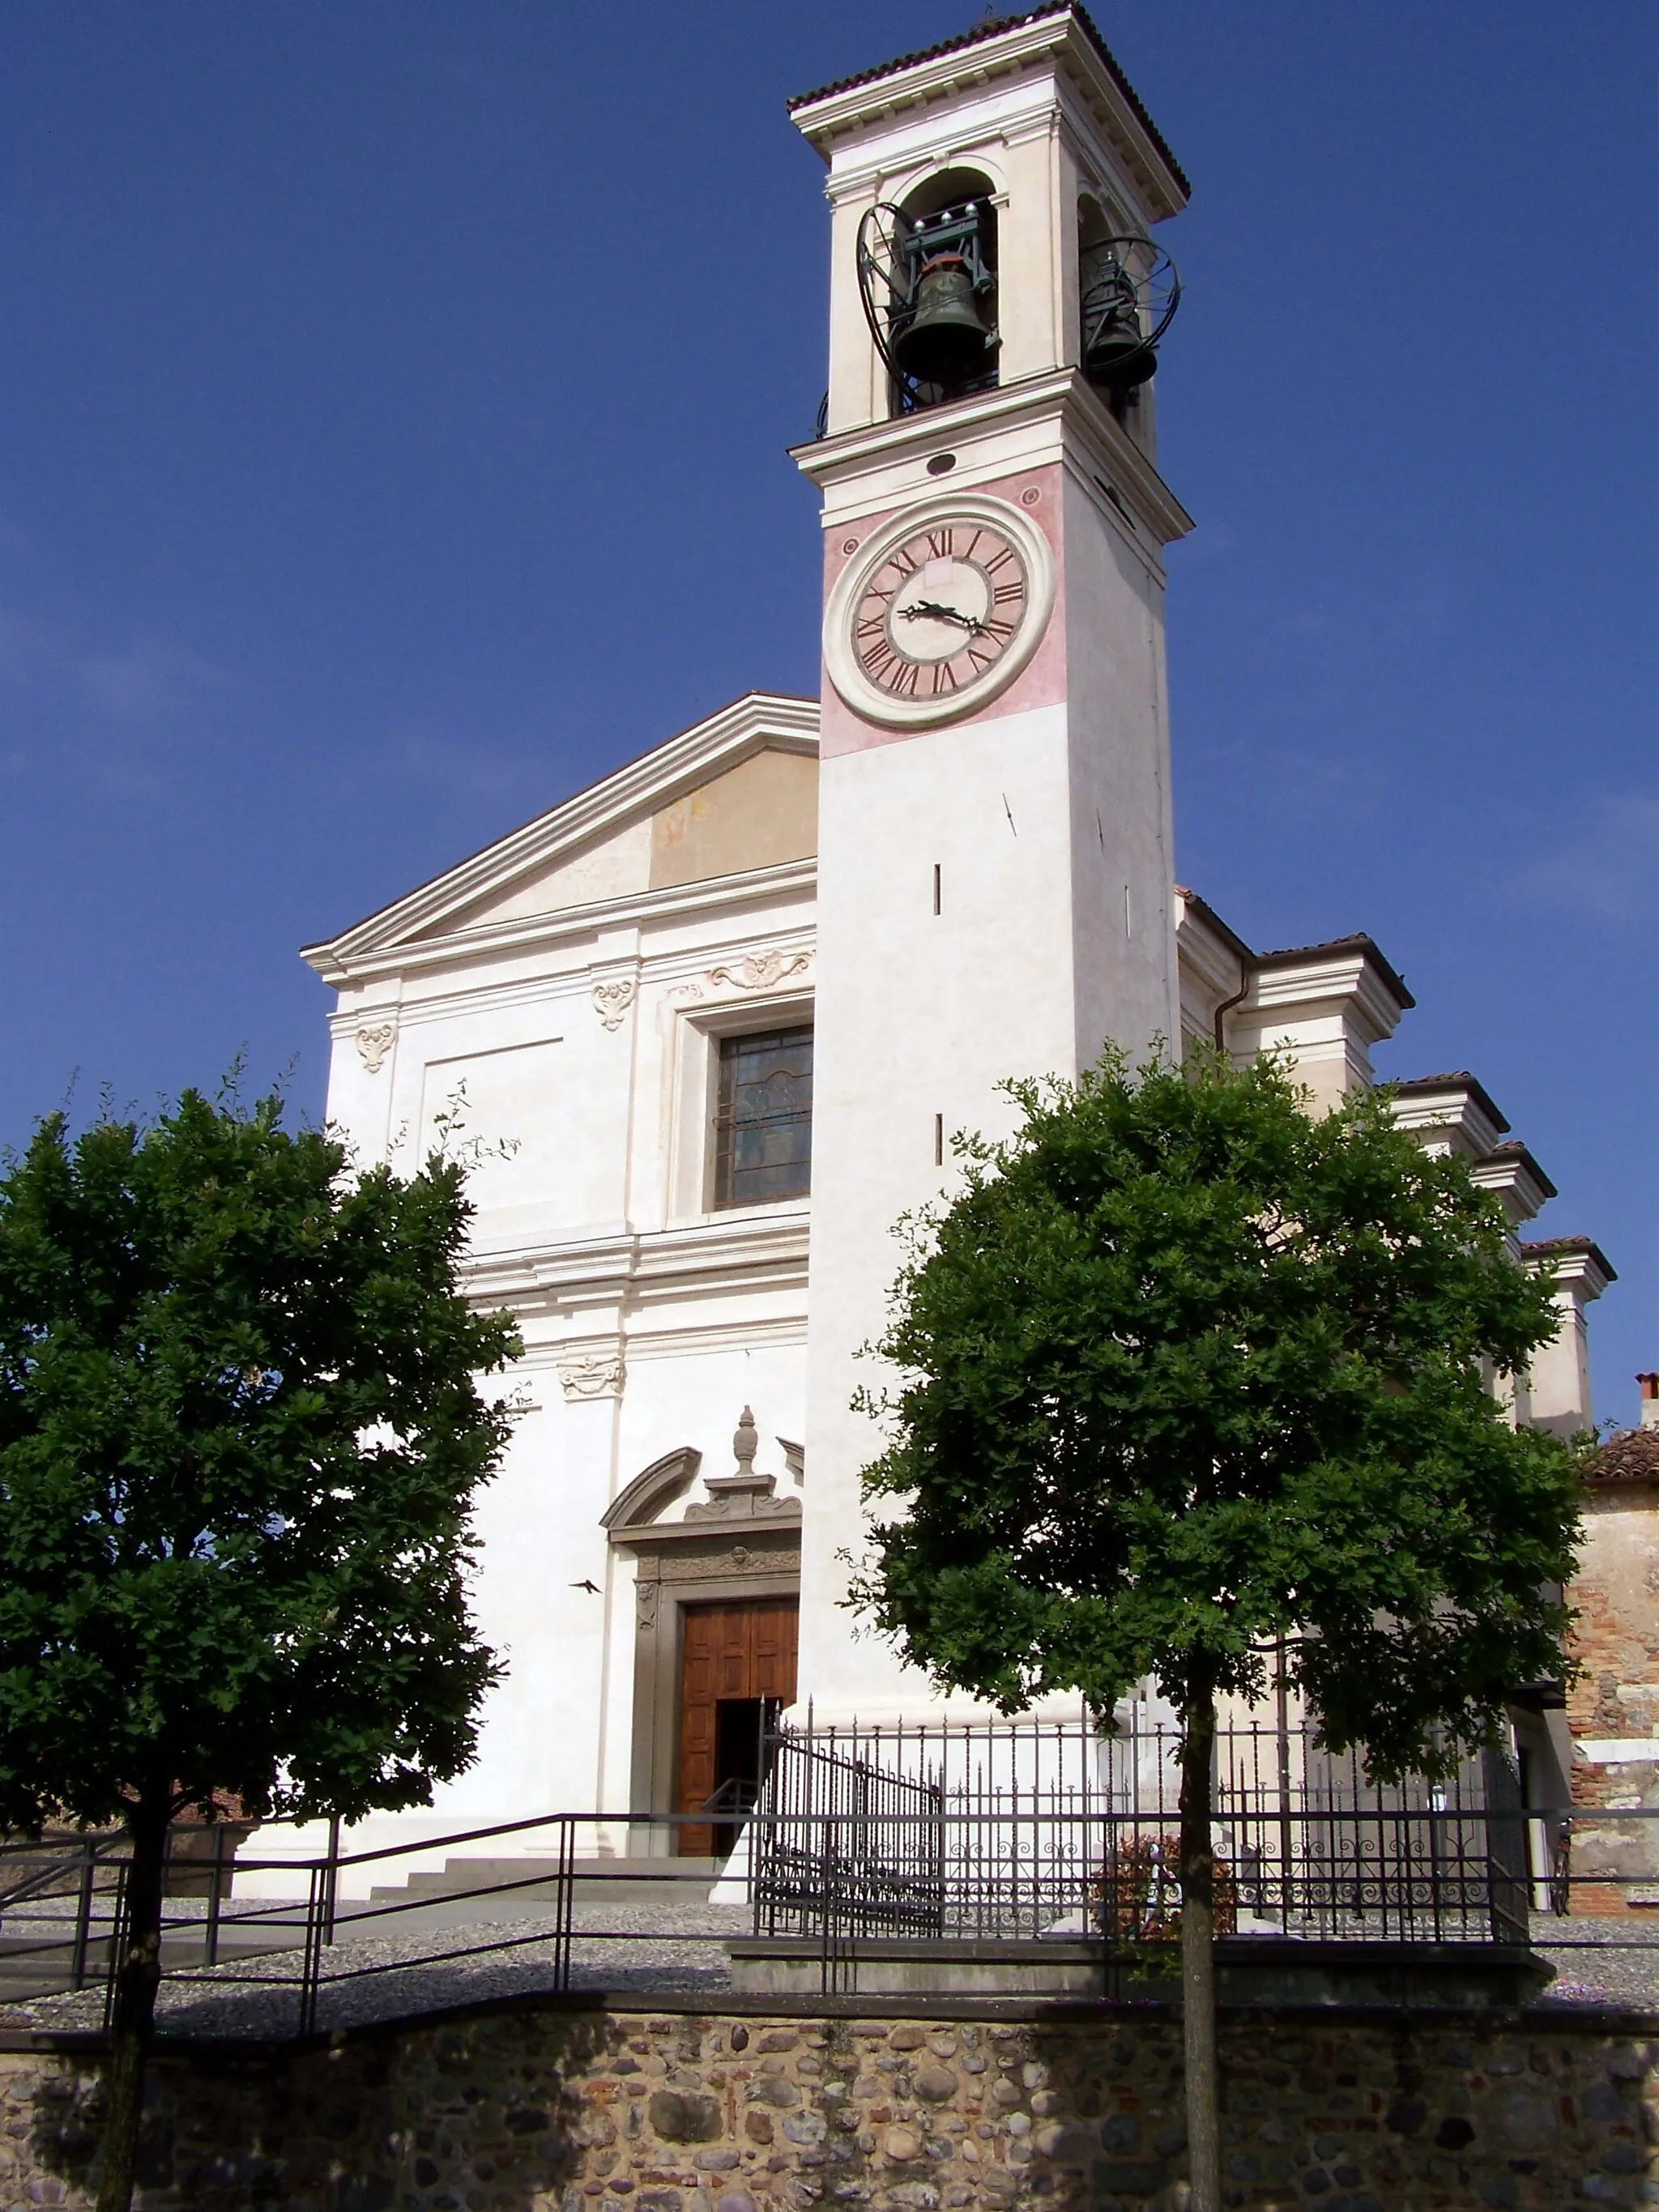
[1179,1669,1221,2212]
[96,1805,168,2212]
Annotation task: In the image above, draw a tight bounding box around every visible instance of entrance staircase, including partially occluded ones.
[364,1856,723,1911]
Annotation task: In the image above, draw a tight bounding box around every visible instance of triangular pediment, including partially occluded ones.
[302,692,818,980]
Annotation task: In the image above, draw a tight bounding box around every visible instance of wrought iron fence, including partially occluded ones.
[750,1711,1534,1947]
[0,1728,1651,2036]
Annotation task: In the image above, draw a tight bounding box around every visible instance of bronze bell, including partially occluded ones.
[893,254,995,386]
[1084,266,1154,390]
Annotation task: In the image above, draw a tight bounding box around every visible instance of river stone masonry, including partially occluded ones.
[0,2004,1654,2210]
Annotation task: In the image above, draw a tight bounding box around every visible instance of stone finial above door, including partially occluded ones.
[685,1407,801,1525]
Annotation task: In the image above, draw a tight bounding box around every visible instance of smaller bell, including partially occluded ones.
[893,254,996,387]
[1083,262,1155,390]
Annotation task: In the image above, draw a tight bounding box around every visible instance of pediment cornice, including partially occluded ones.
[301,691,818,982]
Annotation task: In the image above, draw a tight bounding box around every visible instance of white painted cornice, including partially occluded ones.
[1388,1082,1510,1163]
[792,368,1192,548]
[301,693,818,982]
[1470,1145,1555,1230]
[1242,948,1409,1051]
[791,12,1186,224]
[1175,891,1251,1005]
[1522,1238,1614,1304]
[458,1212,811,1315]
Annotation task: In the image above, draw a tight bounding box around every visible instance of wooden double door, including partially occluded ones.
[676,1597,797,1856]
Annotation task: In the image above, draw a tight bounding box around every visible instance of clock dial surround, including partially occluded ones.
[823,492,1055,731]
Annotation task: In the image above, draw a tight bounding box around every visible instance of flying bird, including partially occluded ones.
[570,1579,601,1595]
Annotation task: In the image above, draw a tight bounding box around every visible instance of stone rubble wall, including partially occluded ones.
[0,2001,1655,2212]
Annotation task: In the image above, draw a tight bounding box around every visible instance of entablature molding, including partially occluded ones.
[311,857,818,991]
[458,1213,811,1314]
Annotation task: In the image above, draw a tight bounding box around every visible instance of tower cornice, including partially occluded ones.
[791,367,1192,548]
[790,5,1188,221]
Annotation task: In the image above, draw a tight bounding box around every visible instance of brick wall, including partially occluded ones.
[1566,1480,1659,1908]
[0,1997,1655,2212]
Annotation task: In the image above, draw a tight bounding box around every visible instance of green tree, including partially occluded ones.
[0,1088,520,2212]
[852,1051,1580,2212]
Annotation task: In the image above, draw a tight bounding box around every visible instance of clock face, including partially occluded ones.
[851,522,1029,704]
[823,493,1055,731]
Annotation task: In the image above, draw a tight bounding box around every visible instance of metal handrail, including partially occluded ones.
[2,1797,1656,2034]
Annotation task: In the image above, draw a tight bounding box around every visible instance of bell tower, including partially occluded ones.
[791,8,1192,1722]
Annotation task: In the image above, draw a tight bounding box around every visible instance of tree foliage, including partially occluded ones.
[853,1049,1581,1780]
[0,1085,520,1835]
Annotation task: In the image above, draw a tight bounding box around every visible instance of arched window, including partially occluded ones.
[879,166,1000,416]
[1077,194,1158,421]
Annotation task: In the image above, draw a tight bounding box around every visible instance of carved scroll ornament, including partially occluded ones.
[355,1022,396,1074]
[559,1353,625,1401]
[672,949,812,1005]
[592,978,637,1031]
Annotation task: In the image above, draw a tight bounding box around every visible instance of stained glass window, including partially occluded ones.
[714,1026,812,1208]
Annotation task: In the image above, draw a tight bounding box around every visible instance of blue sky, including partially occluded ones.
[2,3,1653,1417]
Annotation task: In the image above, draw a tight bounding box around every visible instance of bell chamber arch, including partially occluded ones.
[855,164,1000,419]
[1075,190,1181,416]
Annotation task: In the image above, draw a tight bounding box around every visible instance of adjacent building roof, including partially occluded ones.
[1580,1427,1659,1486]
[787,2,1191,200]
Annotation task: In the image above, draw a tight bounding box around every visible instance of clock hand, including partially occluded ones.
[899,599,988,634]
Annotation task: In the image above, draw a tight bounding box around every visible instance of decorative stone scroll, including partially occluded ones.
[591,978,637,1031]
[355,1022,396,1074]
[557,1352,625,1401]
[671,948,812,1005]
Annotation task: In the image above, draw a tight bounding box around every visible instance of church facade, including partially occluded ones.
[301,7,1608,1860]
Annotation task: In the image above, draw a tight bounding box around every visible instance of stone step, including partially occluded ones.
[365,1856,723,1907]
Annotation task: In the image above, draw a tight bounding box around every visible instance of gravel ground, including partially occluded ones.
[0,1901,748,2039]
[2,1907,1654,2041]
[1530,1914,1659,2009]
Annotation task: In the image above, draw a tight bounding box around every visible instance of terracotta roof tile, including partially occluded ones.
[787,3,1189,201]
[1582,1427,1659,1485]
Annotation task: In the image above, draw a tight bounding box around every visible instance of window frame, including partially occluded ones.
[710,1022,815,1213]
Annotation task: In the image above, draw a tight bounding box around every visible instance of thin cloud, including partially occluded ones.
[1512,791,1659,923]
[81,634,226,718]
[0,603,227,722]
